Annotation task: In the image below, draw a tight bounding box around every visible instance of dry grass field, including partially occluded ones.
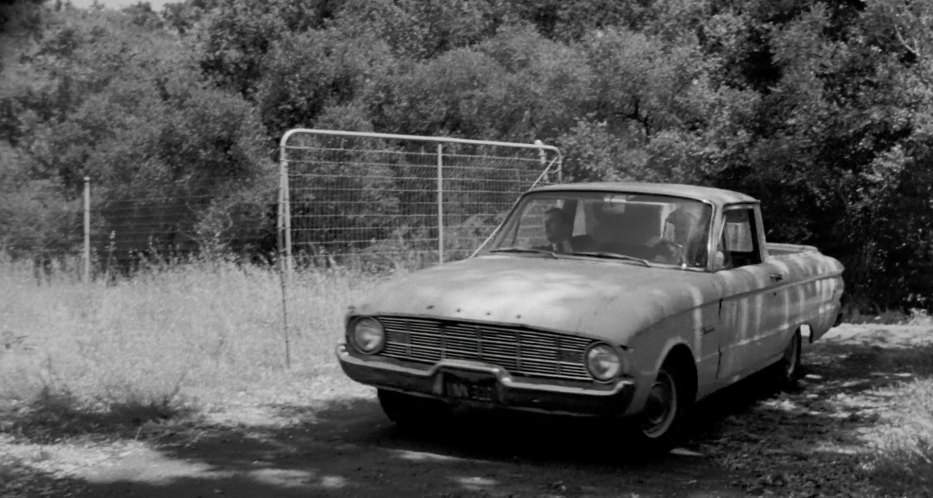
[1,259,932,496]
[0,258,384,419]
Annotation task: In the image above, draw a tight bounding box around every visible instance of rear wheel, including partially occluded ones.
[631,361,693,453]
[377,389,449,429]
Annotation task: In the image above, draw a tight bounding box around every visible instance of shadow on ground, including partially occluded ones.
[48,399,740,497]
[685,339,933,497]
[3,334,932,497]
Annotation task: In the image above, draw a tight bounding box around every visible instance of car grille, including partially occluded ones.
[376,316,594,381]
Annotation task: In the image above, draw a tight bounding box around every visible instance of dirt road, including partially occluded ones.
[3,324,932,497]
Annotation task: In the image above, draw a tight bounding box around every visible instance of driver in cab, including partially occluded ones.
[543,207,574,253]
[647,204,709,267]
[542,207,598,253]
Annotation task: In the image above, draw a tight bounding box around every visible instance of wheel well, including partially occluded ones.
[662,344,698,402]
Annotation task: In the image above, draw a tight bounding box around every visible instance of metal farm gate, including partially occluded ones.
[277,129,562,276]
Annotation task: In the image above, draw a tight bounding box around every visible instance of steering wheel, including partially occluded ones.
[648,240,682,264]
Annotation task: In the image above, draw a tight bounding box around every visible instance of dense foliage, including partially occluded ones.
[1,0,932,309]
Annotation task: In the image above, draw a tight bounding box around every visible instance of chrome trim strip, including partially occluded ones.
[718,271,844,303]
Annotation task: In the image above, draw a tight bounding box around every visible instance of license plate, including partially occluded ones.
[443,376,495,402]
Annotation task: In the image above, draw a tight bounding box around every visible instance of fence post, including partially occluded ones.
[557,154,563,184]
[277,137,292,369]
[534,139,562,184]
[534,140,547,171]
[83,176,90,283]
[437,144,444,265]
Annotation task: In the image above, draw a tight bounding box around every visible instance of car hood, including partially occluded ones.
[351,255,721,345]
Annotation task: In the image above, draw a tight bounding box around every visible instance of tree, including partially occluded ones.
[704,2,933,308]
[476,22,592,140]
[255,26,394,137]
[194,0,336,98]
[3,0,933,308]
[2,3,273,262]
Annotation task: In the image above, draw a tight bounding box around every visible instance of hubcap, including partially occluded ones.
[642,370,678,438]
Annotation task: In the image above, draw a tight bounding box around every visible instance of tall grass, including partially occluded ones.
[870,377,933,492]
[0,257,385,418]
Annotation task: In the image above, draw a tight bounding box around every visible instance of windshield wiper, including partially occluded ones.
[572,251,652,267]
[489,247,558,258]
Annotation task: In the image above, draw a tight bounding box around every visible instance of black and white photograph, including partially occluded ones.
[1,1,932,496]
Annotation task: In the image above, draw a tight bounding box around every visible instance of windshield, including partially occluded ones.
[485,191,713,268]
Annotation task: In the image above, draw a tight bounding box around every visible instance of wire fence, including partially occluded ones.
[5,130,560,280]
[279,129,562,273]
[88,179,276,276]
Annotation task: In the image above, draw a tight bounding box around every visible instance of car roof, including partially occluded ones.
[529,182,758,207]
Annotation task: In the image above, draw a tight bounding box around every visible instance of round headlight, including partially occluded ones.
[585,343,622,381]
[350,317,384,354]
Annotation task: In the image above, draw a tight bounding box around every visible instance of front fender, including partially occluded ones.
[620,302,719,415]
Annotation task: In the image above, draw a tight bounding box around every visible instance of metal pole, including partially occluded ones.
[282,128,562,157]
[534,139,549,184]
[534,140,547,166]
[437,144,444,264]
[283,177,294,277]
[535,139,562,185]
[277,141,292,369]
[83,177,90,283]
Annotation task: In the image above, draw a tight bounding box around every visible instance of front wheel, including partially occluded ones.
[630,363,692,453]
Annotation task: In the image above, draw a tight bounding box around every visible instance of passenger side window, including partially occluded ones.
[719,208,762,268]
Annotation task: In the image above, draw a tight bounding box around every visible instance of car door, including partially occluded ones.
[713,205,788,383]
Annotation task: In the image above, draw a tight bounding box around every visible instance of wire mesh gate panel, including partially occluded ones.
[279,129,562,270]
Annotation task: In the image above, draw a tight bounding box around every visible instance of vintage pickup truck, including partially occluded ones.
[337,182,845,451]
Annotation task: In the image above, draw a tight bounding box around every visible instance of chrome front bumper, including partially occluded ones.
[336,343,636,417]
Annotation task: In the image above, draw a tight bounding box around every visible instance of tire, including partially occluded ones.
[377,389,448,429]
[630,361,693,454]
[773,330,802,390]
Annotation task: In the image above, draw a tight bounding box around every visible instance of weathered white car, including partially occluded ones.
[337,182,845,450]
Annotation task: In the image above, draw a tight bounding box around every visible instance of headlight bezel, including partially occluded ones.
[348,316,385,355]
[584,342,624,382]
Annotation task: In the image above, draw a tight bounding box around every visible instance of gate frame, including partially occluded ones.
[276,128,561,369]
[277,128,563,276]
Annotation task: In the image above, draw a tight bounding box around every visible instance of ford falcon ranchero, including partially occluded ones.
[336,182,845,451]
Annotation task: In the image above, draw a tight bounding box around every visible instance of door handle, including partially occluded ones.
[770,273,784,282]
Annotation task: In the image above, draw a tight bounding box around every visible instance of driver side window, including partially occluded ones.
[719,208,762,269]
